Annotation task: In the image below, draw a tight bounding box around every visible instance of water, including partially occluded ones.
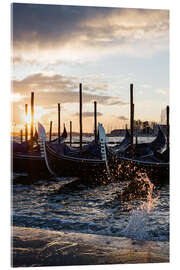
[12,134,155,144]
[12,136,169,242]
[12,176,169,242]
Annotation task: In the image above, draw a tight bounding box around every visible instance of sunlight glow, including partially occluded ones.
[23,105,46,128]
[11,93,25,103]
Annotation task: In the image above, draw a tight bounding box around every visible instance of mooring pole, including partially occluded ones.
[79,83,82,151]
[58,103,61,143]
[30,92,34,151]
[133,104,138,145]
[25,103,28,142]
[70,121,72,146]
[49,121,52,142]
[130,84,134,156]
[166,105,169,152]
[94,101,97,143]
[20,129,23,143]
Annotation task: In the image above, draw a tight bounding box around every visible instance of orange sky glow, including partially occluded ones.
[12,3,169,134]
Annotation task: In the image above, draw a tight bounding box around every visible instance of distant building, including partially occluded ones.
[141,121,153,134]
[110,123,166,136]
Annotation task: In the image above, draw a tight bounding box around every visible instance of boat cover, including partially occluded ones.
[49,140,101,159]
[12,141,30,153]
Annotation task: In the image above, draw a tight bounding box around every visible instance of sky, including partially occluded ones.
[12,3,169,133]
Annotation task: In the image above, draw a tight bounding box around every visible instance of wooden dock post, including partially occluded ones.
[166,105,169,152]
[25,104,28,142]
[30,92,34,151]
[58,103,61,143]
[94,101,97,143]
[79,83,82,151]
[20,129,23,143]
[49,121,53,142]
[70,121,72,146]
[130,84,134,156]
[133,104,138,145]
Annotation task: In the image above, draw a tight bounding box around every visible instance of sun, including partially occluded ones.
[23,106,44,129]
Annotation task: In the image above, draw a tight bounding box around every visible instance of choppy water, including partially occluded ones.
[13,134,155,144]
[12,176,169,242]
[12,136,169,242]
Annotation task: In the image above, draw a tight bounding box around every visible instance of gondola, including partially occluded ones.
[12,124,70,175]
[115,149,169,185]
[109,126,166,157]
[38,122,112,180]
[12,138,48,177]
[133,126,166,157]
[108,126,169,185]
[12,128,69,177]
[108,128,131,153]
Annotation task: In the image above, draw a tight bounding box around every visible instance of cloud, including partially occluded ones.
[13,56,22,64]
[12,4,169,61]
[118,116,128,120]
[156,89,168,95]
[12,73,77,93]
[141,84,152,89]
[83,83,108,92]
[74,112,103,118]
[12,72,127,106]
[12,56,39,66]
[11,93,26,102]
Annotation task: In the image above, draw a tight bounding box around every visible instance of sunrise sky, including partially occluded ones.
[12,3,169,133]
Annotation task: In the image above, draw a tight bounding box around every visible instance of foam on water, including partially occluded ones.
[12,173,169,242]
[123,173,159,240]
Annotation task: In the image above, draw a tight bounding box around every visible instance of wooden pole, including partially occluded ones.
[58,103,61,143]
[79,83,82,151]
[166,105,169,152]
[70,121,72,146]
[133,104,138,144]
[30,92,34,151]
[130,84,134,155]
[135,120,138,146]
[20,129,23,143]
[49,121,52,142]
[25,104,28,142]
[94,101,97,143]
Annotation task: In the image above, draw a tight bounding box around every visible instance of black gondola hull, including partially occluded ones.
[116,156,169,185]
[12,153,48,176]
[45,143,108,180]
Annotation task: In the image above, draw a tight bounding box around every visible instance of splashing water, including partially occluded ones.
[123,173,159,240]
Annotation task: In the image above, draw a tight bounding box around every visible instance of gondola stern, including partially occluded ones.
[38,122,46,141]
